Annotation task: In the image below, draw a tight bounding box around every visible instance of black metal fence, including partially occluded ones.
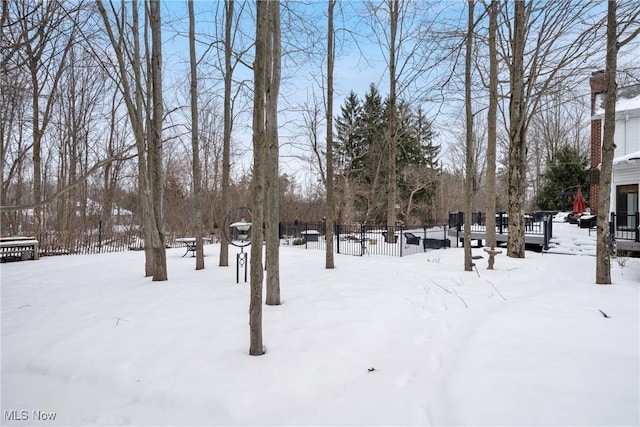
[18,209,622,259]
[611,212,640,242]
[279,221,450,257]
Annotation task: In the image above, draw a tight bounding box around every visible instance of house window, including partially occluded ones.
[616,184,638,230]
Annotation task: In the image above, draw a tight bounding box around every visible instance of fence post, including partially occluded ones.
[98,220,103,253]
[305,223,308,249]
[609,212,616,238]
[399,225,403,257]
[609,212,617,255]
[423,225,427,253]
[636,212,640,243]
[543,216,549,251]
[336,223,341,254]
[360,224,365,256]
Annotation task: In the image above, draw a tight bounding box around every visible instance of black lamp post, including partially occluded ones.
[226,214,252,283]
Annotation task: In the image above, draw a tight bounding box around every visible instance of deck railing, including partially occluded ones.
[447,211,554,250]
[610,212,640,243]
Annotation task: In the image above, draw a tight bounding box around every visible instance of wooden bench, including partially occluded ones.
[0,237,40,261]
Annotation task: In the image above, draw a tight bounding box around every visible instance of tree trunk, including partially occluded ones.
[325,0,336,269]
[148,0,167,281]
[485,0,498,250]
[31,62,42,233]
[219,0,233,268]
[463,0,474,272]
[188,0,204,270]
[265,0,281,306]
[596,0,618,285]
[507,0,527,259]
[386,0,398,238]
[249,0,267,356]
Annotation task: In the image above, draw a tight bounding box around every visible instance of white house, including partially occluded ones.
[590,71,639,242]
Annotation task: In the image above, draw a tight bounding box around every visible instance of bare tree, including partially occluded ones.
[447,113,487,209]
[219,0,234,267]
[401,165,439,221]
[52,45,108,239]
[97,0,167,280]
[250,0,267,356]
[464,0,475,272]
[386,0,399,239]
[147,0,167,280]
[188,0,204,270]
[365,0,441,236]
[500,1,602,258]
[596,0,640,284]
[100,91,131,235]
[16,2,81,232]
[265,0,281,306]
[2,1,135,238]
[506,0,527,258]
[485,0,498,250]
[527,93,590,201]
[325,0,336,269]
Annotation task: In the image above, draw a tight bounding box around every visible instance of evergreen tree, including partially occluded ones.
[359,84,386,185]
[334,91,363,178]
[534,146,589,211]
[334,84,440,223]
[396,103,440,222]
[415,107,439,168]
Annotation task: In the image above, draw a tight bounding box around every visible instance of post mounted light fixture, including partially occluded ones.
[225,210,252,283]
[230,219,252,242]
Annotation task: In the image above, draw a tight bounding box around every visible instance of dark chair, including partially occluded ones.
[579,215,597,229]
[422,238,450,250]
[404,232,420,245]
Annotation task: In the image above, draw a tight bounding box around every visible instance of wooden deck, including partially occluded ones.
[447,229,545,247]
[616,239,640,253]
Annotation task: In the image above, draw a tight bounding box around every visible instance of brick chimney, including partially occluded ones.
[589,70,606,214]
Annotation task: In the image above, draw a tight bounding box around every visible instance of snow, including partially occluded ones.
[1,222,639,426]
[614,94,640,113]
[594,91,640,115]
[613,150,640,165]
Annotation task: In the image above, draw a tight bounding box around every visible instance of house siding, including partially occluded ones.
[614,109,640,158]
[589,77,640,217]
[611,164,640,213]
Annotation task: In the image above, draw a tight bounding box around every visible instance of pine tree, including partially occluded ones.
[335,91,364,178]
[534,146,589,211]
[334,85,441,223]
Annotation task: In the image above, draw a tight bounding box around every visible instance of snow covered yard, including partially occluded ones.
[1,225,639,426]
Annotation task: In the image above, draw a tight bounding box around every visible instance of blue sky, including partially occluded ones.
[156,1,639,187]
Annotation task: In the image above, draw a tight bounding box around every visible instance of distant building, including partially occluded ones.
[86,199,135,231]
[589,71,639,232]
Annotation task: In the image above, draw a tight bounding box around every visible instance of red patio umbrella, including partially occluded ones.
[573,187,586,213]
